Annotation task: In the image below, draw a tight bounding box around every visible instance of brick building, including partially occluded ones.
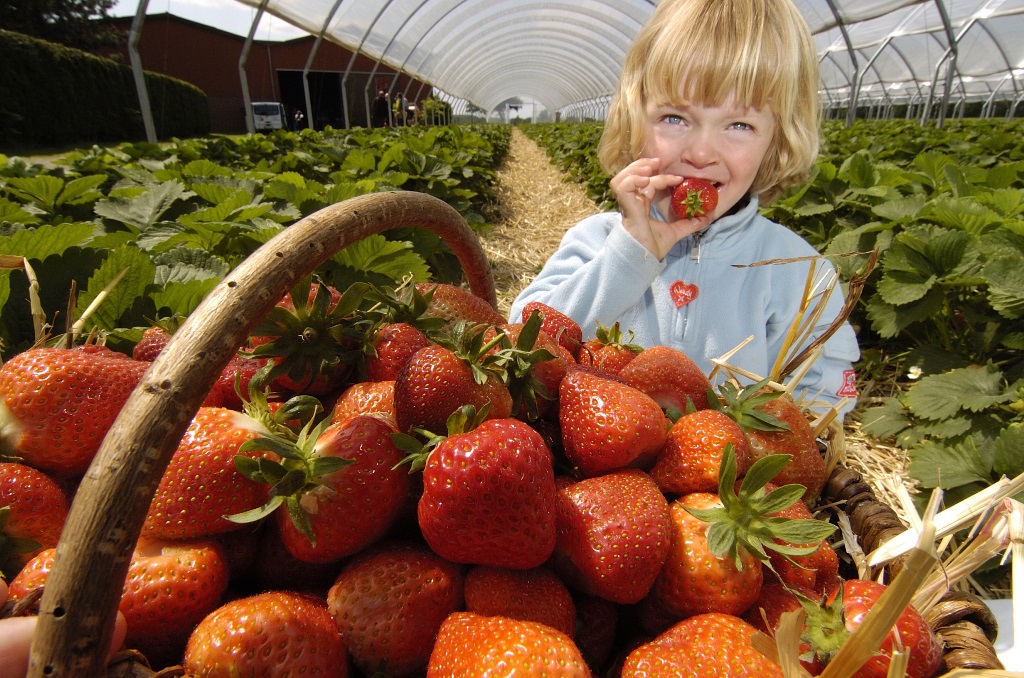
[103,13,428,134]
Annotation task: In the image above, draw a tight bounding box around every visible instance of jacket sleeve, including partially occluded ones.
[508,215,664,338]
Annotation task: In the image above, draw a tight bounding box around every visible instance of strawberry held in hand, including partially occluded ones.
[671,177,718,219]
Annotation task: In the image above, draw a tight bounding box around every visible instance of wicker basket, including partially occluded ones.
[21,191,1009,676]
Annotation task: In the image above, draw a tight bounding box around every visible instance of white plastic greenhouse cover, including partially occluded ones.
[234,0,1024,119]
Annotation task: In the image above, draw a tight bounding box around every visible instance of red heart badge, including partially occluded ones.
[670,280,698,308]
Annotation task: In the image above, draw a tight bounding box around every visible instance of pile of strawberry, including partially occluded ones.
[0,279,945,678]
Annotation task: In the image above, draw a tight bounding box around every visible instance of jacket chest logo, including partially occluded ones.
[670,280,699,308]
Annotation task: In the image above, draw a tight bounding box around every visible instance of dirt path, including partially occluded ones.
[481,128,599,317]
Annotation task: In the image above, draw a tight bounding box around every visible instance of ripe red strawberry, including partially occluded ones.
[552,469,670,604]
[245,278,364,395]
[416,415,557,569]
[618,344,713,412]
[364,321,433,381]
[415,282,506,331]
[184,590,348,677]
[521,301,583,358]
[486,319,572,421]
[394,339,512,434]
[671,177,718,219]
[141,406,277,540]
[427,611,590,677]
[464,565,576,637]
[327,540,463,677]
[742,582,824,675]
[805,579,943,678]
[765,496,841,595]
[132,326,172,361]
[716,380,827,505]
[0,462,68,577]
[650,409,751,496]
[7,546,55,600]
[575,321,643,375]
[236,413,411,564]
[621,612,782,677]
[573,594,619,673]
[558,369,668,477]
[330,380,396,422]
[651,491,764,620]
[0,346,150,477]
[120,537,231,666]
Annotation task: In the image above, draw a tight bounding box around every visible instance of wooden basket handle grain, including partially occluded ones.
[28,191,497,676]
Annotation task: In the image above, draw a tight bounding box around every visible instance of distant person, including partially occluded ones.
[406,103,418,126]
[293,109,305,130]
[372,91,390,128]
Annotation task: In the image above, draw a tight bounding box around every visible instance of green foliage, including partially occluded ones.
[0,123,510,357]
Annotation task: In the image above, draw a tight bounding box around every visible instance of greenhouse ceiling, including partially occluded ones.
[234,0,1024,118]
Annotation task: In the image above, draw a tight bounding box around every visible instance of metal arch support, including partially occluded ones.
[128,0,156,143]
[239,0,272,134]
[302,0,347,131]
[822,0,860,126]
[458,54,596,109]
[921,0,959,127]
[974,18,1021,101]
[340,0,398,129]
[361,0,434,125]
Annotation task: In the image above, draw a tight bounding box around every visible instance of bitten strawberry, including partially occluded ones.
[0,462,68,577]
[552,469,671,604]
[427,611,590,678]
[559,369,668,477]
[618,344,714,412]
[328,540,463,678]
[0,346,150,477]
[622,612,782,677]
[413,411,557,569]
[671,177,718,219]
[184,590,348,677]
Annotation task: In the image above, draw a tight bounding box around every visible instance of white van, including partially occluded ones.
[251,102,287,131]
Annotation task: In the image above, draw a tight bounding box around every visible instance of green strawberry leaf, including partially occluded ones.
[905,364,1014,420]
[908,438,992,489]
[225,495,284,525]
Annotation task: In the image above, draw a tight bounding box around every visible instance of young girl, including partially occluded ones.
[509,0,860,416]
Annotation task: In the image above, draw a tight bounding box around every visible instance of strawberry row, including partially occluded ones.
[0,280,942,677]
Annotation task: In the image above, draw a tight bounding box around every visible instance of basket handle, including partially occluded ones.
[28,191,497,676]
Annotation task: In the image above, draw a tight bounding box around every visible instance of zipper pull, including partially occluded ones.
[690,232,703,262]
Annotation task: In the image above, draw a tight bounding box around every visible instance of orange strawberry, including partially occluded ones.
[427,611,590,677]
[327,540,463,677]
[415,282,506,331]
[575,321,643,375]
[621,612,782,677]
[184,590,348,676]
[464,565,576,637]
[330,380,396,422]
[558,369,668,477]
[618,344,713,412]
[552,469,671,604]
[650,408,751,496]
[0,462,68,577]
[0,346,150,477]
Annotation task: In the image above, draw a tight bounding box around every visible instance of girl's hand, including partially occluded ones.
[610,158,709,260]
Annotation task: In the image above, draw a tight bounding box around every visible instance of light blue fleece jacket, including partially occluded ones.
[509,195,860,416]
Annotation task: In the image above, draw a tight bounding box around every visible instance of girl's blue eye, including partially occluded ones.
[664,114,684,125]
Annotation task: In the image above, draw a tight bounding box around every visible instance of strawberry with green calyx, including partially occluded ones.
[328,540,464,678]
[558,368,668,477]
[486,310,566,421]
[363,321,433,381]
[0,345,151,477]
[671,177,719,220]
[401,405,558,569]
[622,612,782,677]
[712,379,826,505]
[521,301,583,358]
[244,277,371,395]
[0,462,68,578]
[649,445,836,620]
[783,579,943,678]
[742,582,825,675]
[765,494,842,595]
[414,281,507,332]
[393,322,512,434]
[576,321,645,375]
[229,411,410,564]
[427,611,591,678]
[184,590,348,676]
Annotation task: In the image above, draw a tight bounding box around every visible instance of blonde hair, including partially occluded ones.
[598,0,820,204]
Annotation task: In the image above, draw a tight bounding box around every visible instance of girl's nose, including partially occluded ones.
[680,129,716,168]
